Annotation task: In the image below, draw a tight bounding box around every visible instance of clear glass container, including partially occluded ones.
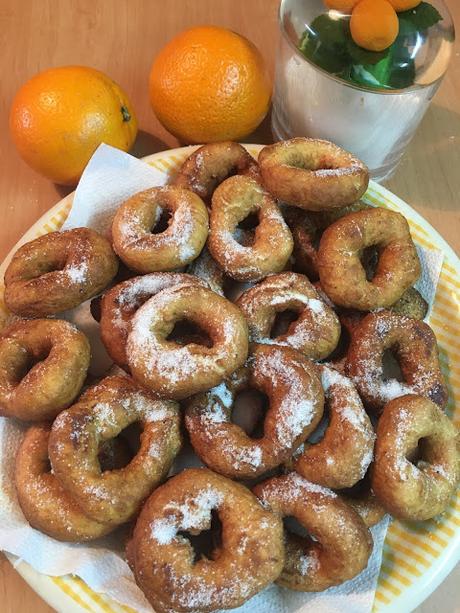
[272,0,455,181]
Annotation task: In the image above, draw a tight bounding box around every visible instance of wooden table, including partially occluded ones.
[0,1,458,611]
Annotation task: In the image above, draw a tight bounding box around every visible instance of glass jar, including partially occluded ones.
[272,0,455,181]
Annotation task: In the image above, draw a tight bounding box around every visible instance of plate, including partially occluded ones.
[1,145,459,613]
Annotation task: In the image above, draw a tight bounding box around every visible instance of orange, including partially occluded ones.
[324,0,360,11]
[149,26,271,144]
[10,66,137,185]
[388,0,421,10]
[350,0,399,52]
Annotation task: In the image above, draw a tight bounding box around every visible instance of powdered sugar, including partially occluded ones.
[66,260,89,284]
[209,382,233,408]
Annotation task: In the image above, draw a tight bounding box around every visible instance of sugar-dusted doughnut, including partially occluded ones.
[127,285,248,399]
[208,175,293,281]
[0,319,90,421]
[185,344,324,478]
[346,311,447,413]
[317,208,421,310]
[291,365,375,489]
[390,286,428,320]
[100,272,205,369]
[48,376,181,524]
[111,186,209,273]
[372,395,459,521]
[4,227,118,317]
[171,141,260,204]
[236,272,340,360]
[15,424,125,541]
[258,138,369,211]
[253,472,372,591]
[127,467,284,613]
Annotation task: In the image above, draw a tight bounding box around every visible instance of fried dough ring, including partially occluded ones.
[185,344,324,478]
[390,287,428,320]
[0,319,90,421]
[340,473,386,528]
[100,273,205,369]
[236,272,340,360]
[318,208,421,310]
[15,425,127,541]
[4,228,118,317]
[372,395,459,521]
[346,311,447,413]
[259,138,369,211]
[208,175,293,281]
[186,247,225,296]
[127,285,248,399]
[111,186,209,273]
[171,142,260,204]
[291,365,375,489]
[127,467,284,613]
[253,472,372,591]
[48,376,181,524]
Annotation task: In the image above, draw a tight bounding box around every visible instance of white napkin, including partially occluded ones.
[0,144,444,613]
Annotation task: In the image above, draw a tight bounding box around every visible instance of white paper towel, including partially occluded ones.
[0,144,444,613]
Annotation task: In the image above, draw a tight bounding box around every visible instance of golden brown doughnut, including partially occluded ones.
[127,285,248,399]
[100,272,205,369]
[291,365,375,489]
[111,186,209,273]
[185,344,324,478]
[171,141,260,204]
[253,472,373,591]
[48,375,181,524]
[15,424,122,541]
[4,228,118,317]
[208,175,293,281]
[372,395,459,521]
[0,319,90,421]
[317,208,421,310]
[127,467,284,613]
[346,311,447,413]
[258,138,369,211]
[236,272,340,360]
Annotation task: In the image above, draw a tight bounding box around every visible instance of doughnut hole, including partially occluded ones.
[360,245,379,281]
[166,319,214,348]
[177,508,223,564]
[231,389,269,438]
[382,347,404,381]
[151,207,172,234]
[270,309,301,338]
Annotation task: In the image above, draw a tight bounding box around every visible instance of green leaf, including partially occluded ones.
[307,14,347,46]
[398,2,442,31]
[299,16,351,74]
[347,38,389,65]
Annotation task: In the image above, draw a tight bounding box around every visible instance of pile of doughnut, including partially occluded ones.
[1,138,458,613]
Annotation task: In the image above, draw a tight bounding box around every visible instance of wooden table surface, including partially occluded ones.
[0,1,458,612]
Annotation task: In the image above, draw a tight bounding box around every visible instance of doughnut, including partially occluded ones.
[340,474,386,528]
[327,309,365,372]
[171,141,260,204]
[111,186,209,273]
[258,138,369,211]
[372,395,459,521]
[185,344,324,478]
[283,202,369,280]
[186,247,225,296]
[208,175,293,282]
[291,365,375,489]
[127,467,284,613]
[346,311,447,413]
[0,319,90,421]
[253,472,372,591]
[100,272,205,369]
[236,273,340,360]
[48,375,181,524]
[4,227,118,317]
[390,287,428,320]
[317,208,421,310]
[127,285,249,399]
[15,424,127,541]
